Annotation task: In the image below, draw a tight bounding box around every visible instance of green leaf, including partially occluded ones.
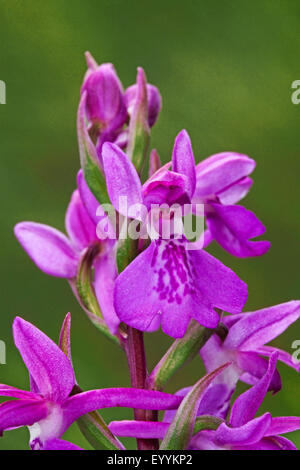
[148,320,215,391]
[160,363,231,450]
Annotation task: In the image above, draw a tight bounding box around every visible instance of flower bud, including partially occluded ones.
[81,53,128,132]
[125,82,162,127]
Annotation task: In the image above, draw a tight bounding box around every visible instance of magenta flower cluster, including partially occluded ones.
[2,52,299,450]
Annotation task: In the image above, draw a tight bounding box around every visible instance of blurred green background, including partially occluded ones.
[0,0,299,450]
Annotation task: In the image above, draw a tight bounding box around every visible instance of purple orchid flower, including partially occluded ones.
[108,354,300,450]
[102,138,248,338]
[14,173,119,334]
[169,129,270,257]
[199,300,300,417]
[0,316,183,450]
[81,52,161,159]
[190,353,300,450]
[192,149,271,257]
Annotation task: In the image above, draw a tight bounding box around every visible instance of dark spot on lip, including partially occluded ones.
[152,240,196,305]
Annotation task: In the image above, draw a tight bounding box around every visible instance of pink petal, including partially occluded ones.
[102,142,143,217]
[63,388,182,429]
[108,420,168,439]
[194,152,256,199]
[13,317,75,403]
[224,301,300,350]
[0,385,42,400]
[14,222,79,278]
[229,352,278,427]
[215,413,272,446]
[172,130,196,197]
[237,351,282,393]
[0,399,48,434]
[218,176,253,205]
[43,438,83,450]
[255,345,300,373]
[266,417,300,436]
[206,203,270,258]
[65,190,97,251]
[94,252,120,334]
[114,240,247,338]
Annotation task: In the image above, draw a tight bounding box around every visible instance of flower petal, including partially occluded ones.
[218,176,253,205]
[0,399,48,434]
[14,222,79,278]
[13,317,75,403]
[229,352,278,427]
[94,251,120,334]
[200,336,242,419]
[114,240,247,338]
[189,430,223,450]
[108,420,167,439]
[142,164,190,208]
[0,385,41,400]
[149,149,162,177]
[234,436,297,450]
[172,130,196,198]
[254,345,300,373]
[225,301,300,351]
[43,438,83,450]
[190,247,248,314]
[206,203,270,258]
[77,169,112,232]
[63,388,182,428]
[125,83,162,127]
[81,62,127,130]
[215,413,272,446]
[102,142,143,217]
[65,190,97,251]
[194,152,256,199]
[266,417,300,436]
[237,351,282,393]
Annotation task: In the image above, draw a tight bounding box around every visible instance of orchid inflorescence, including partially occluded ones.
[2,51,299,450]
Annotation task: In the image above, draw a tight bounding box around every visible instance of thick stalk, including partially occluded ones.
[125,327,158,450]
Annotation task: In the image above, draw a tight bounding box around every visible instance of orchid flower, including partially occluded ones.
[190,353,300,450]
[199,300,300,416]
[192,148,270,257]
[108,354,300,450]
[14,174,119,334]
[81,52,161,159]
[0,316,183,450]
[102,139,248,338]
[167,129,270,257]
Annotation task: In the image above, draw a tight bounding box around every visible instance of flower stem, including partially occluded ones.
[147,320,215,391]
[125,327,158,450]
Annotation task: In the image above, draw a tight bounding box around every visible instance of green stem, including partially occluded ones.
[148,320,215,391]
